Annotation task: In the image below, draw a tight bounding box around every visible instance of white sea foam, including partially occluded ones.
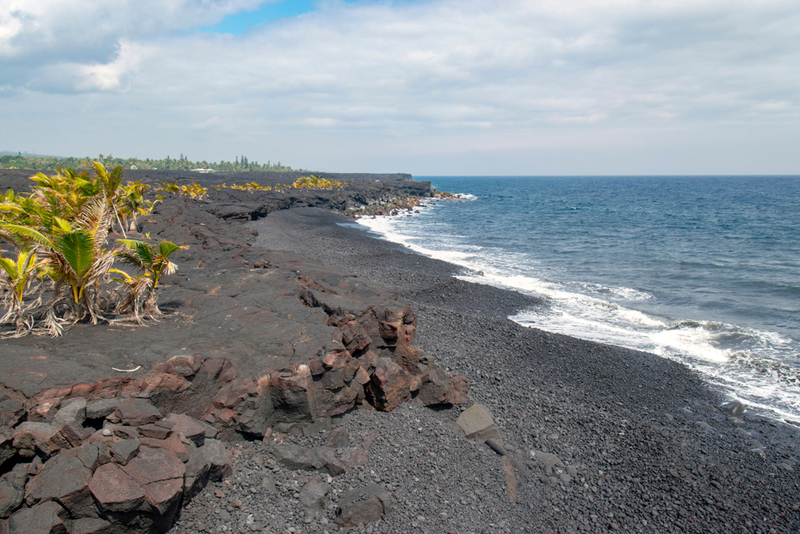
[355,200,800,421]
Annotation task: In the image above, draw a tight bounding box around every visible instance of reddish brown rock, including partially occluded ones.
[0,428,15,471]
[121,447,185,488]
[340,321,371,352]
[365,359,411,411]
[110,439,140,465]
[373,306,405,346]
[164,413,214,447]
[25,455,94,518]
[140,477,183,516]
[65,517,116,534]
[151,354,202,378]
[307,382,359,420]
[53,398,87,427]
[411,368,469,406]
[0,394,25,428]
[85,398,122,421]
[181,442,211,504]
[0,471,24,519]
[88,463,147,514]
[12,422,69,458]
[137,423,170,440]
[121,447,185,517]
[138,433,189,462]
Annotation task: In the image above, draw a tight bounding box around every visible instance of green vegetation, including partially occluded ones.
[0,163,183,337]
[0,162,350,336]
[212,175,345,193]
[0,152,300,173]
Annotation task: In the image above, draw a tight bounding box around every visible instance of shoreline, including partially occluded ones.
[209,206,800,534]
[1,169,798,532]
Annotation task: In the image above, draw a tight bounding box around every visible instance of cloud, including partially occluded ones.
[1,0,799,174]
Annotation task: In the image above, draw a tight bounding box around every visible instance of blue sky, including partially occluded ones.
[201,1,326,34]
[1,0,798,175]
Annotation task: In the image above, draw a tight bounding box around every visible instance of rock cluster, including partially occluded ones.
[0,175,469,532]
[1,322,465,533]
[1,396,231,533]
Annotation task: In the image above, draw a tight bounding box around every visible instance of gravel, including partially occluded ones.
[171,207,800,534]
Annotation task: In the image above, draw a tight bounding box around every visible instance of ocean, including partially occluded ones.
[354,176,800,422]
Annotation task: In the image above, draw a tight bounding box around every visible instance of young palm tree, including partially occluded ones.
[88,161,127,236]
[117,181,157,232]
[114,238,184,318]
[109,268,153,324]
[1,197,116,334]
[0,162,185,336]
[0,248,43,336]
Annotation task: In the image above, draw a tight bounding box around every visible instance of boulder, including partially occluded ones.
[199,439,232,482]
[85,399,123,421]
[137,423,170,440]
[66,517,117,534]
[181,442,211,504]
[365,359,411,411]
[110,439,140,465]
[76,442,105,472]
[88,463,147,514]
[0,476,23,519]
[334,484,392,527]
[339,321,372,352]
[0,395,25,428]
[53,398,87,427]
[0,428,15,471]
[113,399,162,427]
[138,433,189,463]
[299,475,329,513]
[165,413,215,447]
[25,456,95,518]
[7,500,68,534]
[411,368,468,406]
[454,403,501,443]
[12,422,69,457]
[121,447,185,517]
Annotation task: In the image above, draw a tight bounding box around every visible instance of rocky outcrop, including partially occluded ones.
[0,396,231,533]
[0,170,467,533]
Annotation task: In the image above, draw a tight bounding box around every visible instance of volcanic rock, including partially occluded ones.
[334,484,393,527]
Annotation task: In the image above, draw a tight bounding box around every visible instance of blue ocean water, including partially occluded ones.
[356,176,800,421]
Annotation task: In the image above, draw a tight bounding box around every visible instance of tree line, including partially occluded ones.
[0,152,301,173]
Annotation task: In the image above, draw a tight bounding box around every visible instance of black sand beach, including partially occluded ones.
[1,170,798,533]
[171,208,800,534]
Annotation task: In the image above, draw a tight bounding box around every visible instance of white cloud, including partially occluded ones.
[1,0,799,174]
[0,0,268,63]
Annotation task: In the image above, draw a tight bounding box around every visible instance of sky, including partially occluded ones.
[1,0,798,176]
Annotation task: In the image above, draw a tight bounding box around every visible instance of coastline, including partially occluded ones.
[1,170,798,533]
[206,206,799,534]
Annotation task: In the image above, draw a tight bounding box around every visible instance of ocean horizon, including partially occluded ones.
[355,175,800,422]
